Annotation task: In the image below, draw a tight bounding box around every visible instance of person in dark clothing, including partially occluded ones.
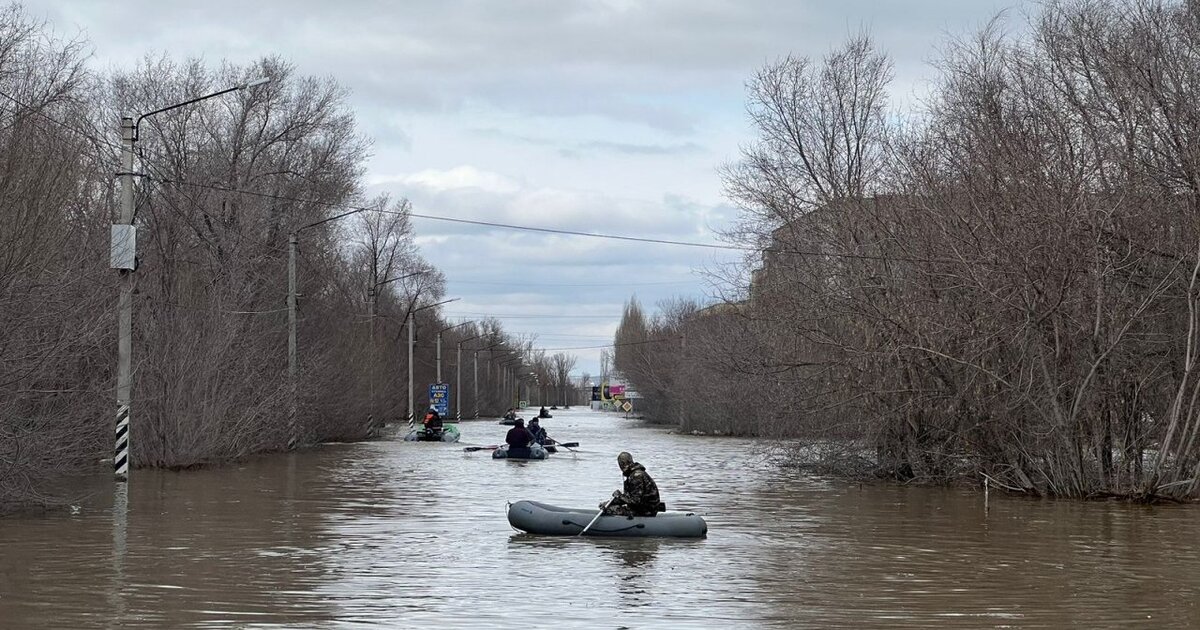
[527,417,550,445]
[421,408,444,440]
[539,406,550,418]
[601,452,663,517]
[504,418,534,456]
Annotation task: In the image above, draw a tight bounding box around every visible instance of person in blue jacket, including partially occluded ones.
[527,417,551,445]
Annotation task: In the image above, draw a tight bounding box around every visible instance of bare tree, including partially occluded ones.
[626,2,1200,500]
[0,4,110,510]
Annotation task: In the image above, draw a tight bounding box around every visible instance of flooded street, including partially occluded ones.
[2,407,1199,628]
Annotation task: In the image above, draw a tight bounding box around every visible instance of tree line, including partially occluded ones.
[615,0,1200,501]
[0,4,575,512]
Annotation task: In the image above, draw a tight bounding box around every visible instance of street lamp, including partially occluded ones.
[499,356,524,410]
[528,371,539,407]
[288,208,367,447]
[435,320,473,383]
[366,271,425,429]
[111,77,271,481]
[455,333,481,421]
[518,372,536,410]
[405,297,460,426]
[486,348,513,415]
[474,342,505,418]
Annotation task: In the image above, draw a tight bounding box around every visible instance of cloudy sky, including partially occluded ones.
[31,0,1015,377]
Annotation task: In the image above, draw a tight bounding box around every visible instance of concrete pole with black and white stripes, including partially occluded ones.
[288,233,298,448]
[113,116,135,481]
[455,341,462,421]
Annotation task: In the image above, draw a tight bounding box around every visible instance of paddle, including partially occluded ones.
[579,496,614,536]
[463,445,500,452]
[547,441,579,450]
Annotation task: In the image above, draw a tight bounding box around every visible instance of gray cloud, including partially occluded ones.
[31,0,1022,375]
[33,0,1021,129]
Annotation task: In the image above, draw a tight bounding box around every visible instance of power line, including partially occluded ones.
[444,312,621,319]
[147,178,969,265]
[154,176,744,251]
[532,337,680,352]
[398,211,738,251]
[503,332,614,339]
[450,279,695,288]
[3,86,1017,270]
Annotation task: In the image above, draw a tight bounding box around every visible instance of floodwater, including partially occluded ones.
[1,408,1199,629]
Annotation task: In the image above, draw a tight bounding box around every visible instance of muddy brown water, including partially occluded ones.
[1,408,1198,628]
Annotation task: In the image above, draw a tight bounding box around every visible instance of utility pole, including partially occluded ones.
[454,343,460,420]
[368,285,376,424]
[472,350,478,419]
[455,335,479,421]
[406,298,460,425]
[287,233,298,448]
[407,309,414,426]
[111,78,272,479]
[287,208,366,446]
[364,271,421,434]
[114,116,135,481]
[435,321,471,386]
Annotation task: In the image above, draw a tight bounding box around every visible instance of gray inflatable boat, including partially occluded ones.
[507,500,708,538]
[492,443,548,460]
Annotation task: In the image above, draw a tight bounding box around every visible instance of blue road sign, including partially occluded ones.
[428,383,450,417]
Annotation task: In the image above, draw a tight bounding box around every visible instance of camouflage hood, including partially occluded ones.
[622,462,646,477]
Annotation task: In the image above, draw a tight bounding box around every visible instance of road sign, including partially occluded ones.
[621,401,633,413]
[428,383,450,417]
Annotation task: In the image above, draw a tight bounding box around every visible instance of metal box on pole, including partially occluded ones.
[110,225,136,270]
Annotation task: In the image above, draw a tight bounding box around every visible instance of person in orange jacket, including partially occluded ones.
[423,407,444,431]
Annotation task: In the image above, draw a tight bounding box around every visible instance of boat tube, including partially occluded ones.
[492,443,548,460]
[403,424,461,443]
[506,500,707,538]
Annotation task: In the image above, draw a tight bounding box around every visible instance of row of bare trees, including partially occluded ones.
[0,5,569,512]
[504,346,579,408]
[616,0,1200,500]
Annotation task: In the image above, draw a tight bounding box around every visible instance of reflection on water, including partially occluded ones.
[1,408,1199,628]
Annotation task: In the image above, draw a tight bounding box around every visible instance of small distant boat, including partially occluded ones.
[506,500,708,538]
[498,417,521,426]
[403,424,461,443]
[492,443,548,460]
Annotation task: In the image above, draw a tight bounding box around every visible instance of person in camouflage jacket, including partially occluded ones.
[601,452,663,517]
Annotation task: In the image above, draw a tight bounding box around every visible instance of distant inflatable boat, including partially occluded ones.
[403,425,461,443]
[506,500,708,538]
